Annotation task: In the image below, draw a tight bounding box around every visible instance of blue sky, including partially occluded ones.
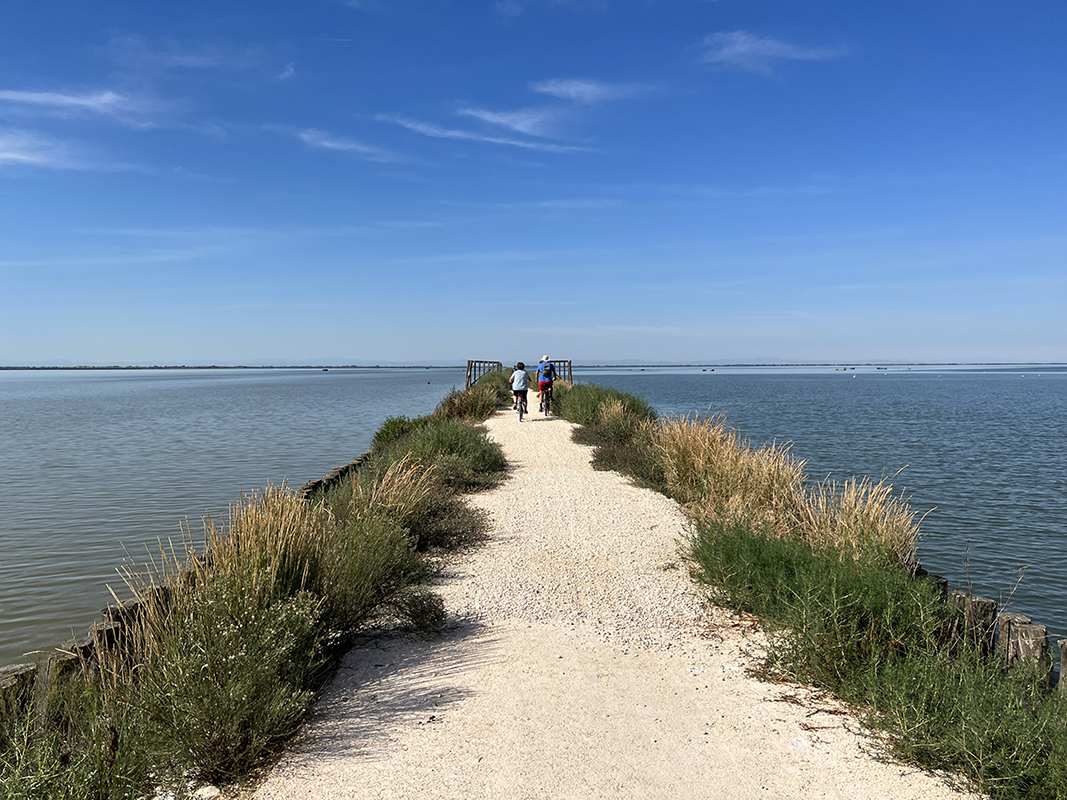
[1,1,1063,365]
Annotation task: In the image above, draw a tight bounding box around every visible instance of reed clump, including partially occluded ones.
[658,413,921,564]
[658,413,805,538]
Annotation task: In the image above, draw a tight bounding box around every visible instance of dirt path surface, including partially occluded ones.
[254,409,975,800]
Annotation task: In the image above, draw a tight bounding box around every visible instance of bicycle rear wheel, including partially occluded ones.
[543,389,551,416]
[518,394,525,421]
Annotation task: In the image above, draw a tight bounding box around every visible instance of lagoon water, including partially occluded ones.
[1,364,1065,666]
[0,367,464,665]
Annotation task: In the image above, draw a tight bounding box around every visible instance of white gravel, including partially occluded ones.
[253,409,979,800]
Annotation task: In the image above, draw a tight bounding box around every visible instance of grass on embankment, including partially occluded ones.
[0,375,511,800]
[554,380,1067,800]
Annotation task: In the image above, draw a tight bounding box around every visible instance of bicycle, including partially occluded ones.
[541,384,553,416]
[516,392,527,422]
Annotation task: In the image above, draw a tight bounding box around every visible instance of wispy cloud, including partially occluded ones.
[456,106,559,137]
[496,0,605,17]
[279,63,295,81]
[378,114,588,153]
[530,78,643,104]
[108,35,259,72]
[296,128,396,161]
[0,128,81,170]
[700,31,847,75]
[0,89,159,128]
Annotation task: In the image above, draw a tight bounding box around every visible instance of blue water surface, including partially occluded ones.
[0,367,463,664]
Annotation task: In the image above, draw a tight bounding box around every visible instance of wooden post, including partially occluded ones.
[1058,640,1067,692]
[0,663,37,720]
[996,611,1031,661]
[912,566,949,601]
[995,611,1049,684]
[950,590,997,654]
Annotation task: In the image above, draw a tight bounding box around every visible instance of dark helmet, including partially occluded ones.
[517,362,525,370]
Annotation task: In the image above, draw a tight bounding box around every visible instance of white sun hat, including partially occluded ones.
[541,355,549,362]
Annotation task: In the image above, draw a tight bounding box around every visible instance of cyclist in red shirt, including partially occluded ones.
[536,355,556,412]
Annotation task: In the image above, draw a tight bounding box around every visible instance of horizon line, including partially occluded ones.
[2,361,1065,372]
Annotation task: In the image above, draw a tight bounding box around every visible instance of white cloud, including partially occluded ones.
[279,63,295,80]
[529,78,640,104]
[0,89,138,115]
[457,106,559,137]
[297,128,395,161]
[378,115,588,153]
[0,88,163,128]
[701,31,847,75]
[0,129,80,169]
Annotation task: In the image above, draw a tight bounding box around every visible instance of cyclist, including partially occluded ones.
[537,355,556,412]
[510,361,529,419]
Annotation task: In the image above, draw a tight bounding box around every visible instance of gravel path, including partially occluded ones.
[254,409,976,800]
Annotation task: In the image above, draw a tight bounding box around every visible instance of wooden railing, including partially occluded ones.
[543,360,573,383]
[465,360,503,389]
[466,359,573,389]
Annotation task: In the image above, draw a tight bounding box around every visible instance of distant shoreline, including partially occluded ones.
[0,362,1063,372]
[0,364,462,371]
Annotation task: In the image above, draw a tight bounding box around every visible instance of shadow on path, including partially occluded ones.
[293,617,503,764]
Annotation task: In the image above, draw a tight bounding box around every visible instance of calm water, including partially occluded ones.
[0,368,463,665]
[580,365,1067,646]
[1,365,1065,666]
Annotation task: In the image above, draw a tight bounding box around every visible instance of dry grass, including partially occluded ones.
[328,454,440,532]
[598,397,629,428]
[658,412,920,563]
[659,413,806,533]
[797,474,922,567]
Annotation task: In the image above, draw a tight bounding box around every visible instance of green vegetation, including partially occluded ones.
[0,375,509,799]
[557,380,1067,800]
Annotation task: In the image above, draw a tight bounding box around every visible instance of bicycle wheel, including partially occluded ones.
[518,394,525,422]
[543,389,551,416]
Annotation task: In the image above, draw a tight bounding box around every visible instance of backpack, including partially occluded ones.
[540,362,554,381]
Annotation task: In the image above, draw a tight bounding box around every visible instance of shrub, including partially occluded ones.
[372,415,433,451]
[131,582,324,784]
[382,418,505,492]
[103,479,445,785]
[432,382,507,421]
[475,368,513,402]
[688,518,1067,799]
[325,454,441,535]
[555,382,656,427]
